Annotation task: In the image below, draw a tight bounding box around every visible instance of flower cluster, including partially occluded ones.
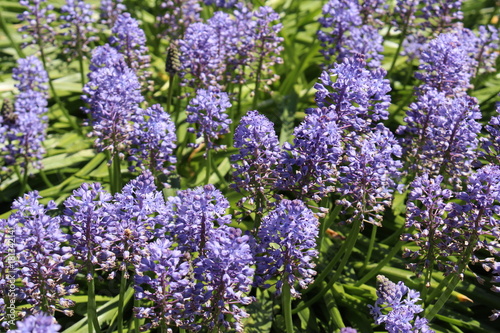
[256,199,319,297]
[318,0,384,67]
[1,56,49,171]
[18,0,56,49]
[369,275,432,333]
[99,0,126,28]
[10,313,61,333]
[9,192,77,316]
[59,0,98,62]
[309,54,391,135]
[337,125,403,226]
[156,0,201,41]
[186,89,232,153]
[110,13,151,86]
[129,104,177,175]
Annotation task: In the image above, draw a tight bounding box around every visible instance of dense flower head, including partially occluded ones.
[88,44,124,72]
[369,275,432,333]
[163,184,231,253]
[397,89,481,181]
[62,182,115,272]
[231,110,281,198]
[82,56,144,159]
[134,238,195,330]
[99,0,126,27]
[10,192,77,316]
[318,0,384,67]
[12,56,48,95]
[110,13,151,86]
[178,22,224,88]
[421,0,463,30]
[402,174,456,273]
[156,0,201,41]
[186,89,232,152]
[18,0,56,49]
[204,0,239,7]
[129,104,177,174]
[11,313,61,333]
[256,199,319,297]
[415,31,477,95]
[193,225,255,332]
[277,112,342,201]
[105,171,166,272]
[338,125,403,226]
[59,0,98,61]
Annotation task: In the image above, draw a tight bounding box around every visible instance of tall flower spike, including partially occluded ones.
[193,225,255,332]
[186,89,232,153]
[231,110,281,202]
[178,22,223,89]
[256,199,319,297]
[59,0,98,62]
[11,192,77,316]
[310,54,391,135]
[133,238,195,331]
[99,0,126,28]
[368,275,432,333]
[397,89,481,182]
[18,0,56,49]
[129,104,177,175]
[337,124,403,226]
[62,183,116,273]
[276,112,342,201]
[318,0,384,67]
[2,56,49,171]
[164,184,231,253]
[110,13,151,87]
[415,31,477,95]
[156,0,201,42]
[11,313,61,333]
[82,53,144,161]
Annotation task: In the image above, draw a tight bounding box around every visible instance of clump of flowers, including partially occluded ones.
[369,275,432,333]
[186,89,232,154]
[10,313,61,333]
[18,0,57,49]
[256,199,319,297]
[99,0,126,28]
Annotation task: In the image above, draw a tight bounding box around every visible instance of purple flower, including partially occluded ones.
[204,0,239,7]
[256,199,319,297]
[490,309,500,321]
[483,97,500,164]
[82,54,144,160]
[10,192,77,316]
[415,31,477,95]
[99,0,126,27]
[129,104,177,175]
[178,22,223,88]
[88,44,124,72]
[59,0,98,62]
[368,275,432,333]
[11,313,61,333]
[134,238,195,330]
[156,0,201,41]
[397,89,481,181]
[12,56,49,95]
[62,183,116,273]
[193,225,255,332]
[18,0,56,49]
[318,0,384,67]
[231,110,281,201]
[310,54,391,134]
[421,0,463,31]
[164,184,231,253]
[186,89,232,153]
[338,125,403,226]
[105,171,166,275]
[474,25,499,75]
[110,13,151,85]
[277,112,342,201]
[340,328,358,333]
[2,56,49,171]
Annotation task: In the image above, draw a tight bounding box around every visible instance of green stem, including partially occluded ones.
[318,204,342,252]
[282,274,294,333]
[87,264,101,333]
[388,12,411,76]
[109,152,122,194]
[166,74,175,113]
[252,54,264,110]
[39,169,53,188]
[117,269,127,333]
[360,225,378,274]
[210,156,229,188]
[205,142,212,185]
[19,160,29,196]
[424,273,454,306]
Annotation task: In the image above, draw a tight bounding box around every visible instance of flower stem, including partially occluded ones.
[117,269,127,333]
[282,274,294,333]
